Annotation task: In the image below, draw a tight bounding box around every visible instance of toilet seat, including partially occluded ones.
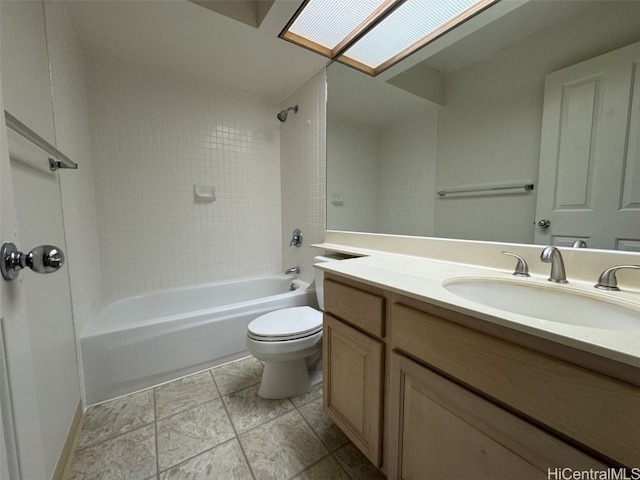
[248,306,322,342]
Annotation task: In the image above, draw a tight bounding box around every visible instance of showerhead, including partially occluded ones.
[277,105,298,122]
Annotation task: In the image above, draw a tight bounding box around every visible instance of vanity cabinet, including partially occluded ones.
[323,276,386,467]
[322,274,640,478]
[389,352,604,479]
[390,301,639,470]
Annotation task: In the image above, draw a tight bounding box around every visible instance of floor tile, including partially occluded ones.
[290,385,323,408]
[156,398,235,471]
[68,424,156,480]
[240,409,328,480]
[159,438,253,480]
[223,383,293,434]
[155,371,219,419]
[292,455,350,480]
[334,442,386,480]
[211,356,263,396]
[78,389,155,448]
[298,397,349,452]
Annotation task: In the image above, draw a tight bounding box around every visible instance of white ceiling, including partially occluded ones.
[64,0,329,102]
[64,0,640,110]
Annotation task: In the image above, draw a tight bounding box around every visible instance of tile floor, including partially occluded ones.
[68,356,386,480]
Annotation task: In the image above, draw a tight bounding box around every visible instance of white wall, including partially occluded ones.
[379,110,437,236]
[434,5,640,244]
[327,109,438,237]
[280,70,326,285]
[433,41,543,243]
[86,62,283,301]
[326,116,379,233]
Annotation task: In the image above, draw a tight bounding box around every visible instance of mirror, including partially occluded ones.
[327,1,640,251]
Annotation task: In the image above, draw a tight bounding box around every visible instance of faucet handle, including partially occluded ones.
[595,265,640,291]
[501,251,530,277]
[289,229,303,248]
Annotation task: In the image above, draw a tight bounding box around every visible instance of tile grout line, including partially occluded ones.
[155,368,246,476]
[74,421,154,453]
[291,390,355,480]
[73,357,367,479]
[153,386,160,480]
[209,368,258,480]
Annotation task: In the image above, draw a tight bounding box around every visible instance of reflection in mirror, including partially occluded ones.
[327,1,640,251]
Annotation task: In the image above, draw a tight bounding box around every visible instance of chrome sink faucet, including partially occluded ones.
[501,251,530,277]
[594,265,640,291]
[540,246,568,283]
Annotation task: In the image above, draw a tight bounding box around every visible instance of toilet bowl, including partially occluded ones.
[246,256,335,399]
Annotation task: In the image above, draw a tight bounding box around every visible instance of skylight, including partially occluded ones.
[279,0,499,76]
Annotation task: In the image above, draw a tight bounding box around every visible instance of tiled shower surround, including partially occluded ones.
[68,356,384,480]
[87,63,284,300]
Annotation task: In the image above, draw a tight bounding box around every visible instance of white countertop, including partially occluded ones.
[315,248,640,369]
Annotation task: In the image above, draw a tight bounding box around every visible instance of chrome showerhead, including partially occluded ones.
[277,105,298,122]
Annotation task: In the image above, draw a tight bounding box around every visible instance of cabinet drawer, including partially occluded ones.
[324,279,385,338]
[391,302,640,467]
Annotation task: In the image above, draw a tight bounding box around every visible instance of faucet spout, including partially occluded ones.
[285,266,300,275]
[540,246,568,283]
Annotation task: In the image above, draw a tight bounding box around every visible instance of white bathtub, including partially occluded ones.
[81,275,315,405]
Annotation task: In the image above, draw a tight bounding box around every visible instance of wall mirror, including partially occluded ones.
[326,0,640,251]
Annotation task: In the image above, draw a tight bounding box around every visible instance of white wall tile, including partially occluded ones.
[45,1,102,336]
[87,62,282,300]
[280,69,327,284]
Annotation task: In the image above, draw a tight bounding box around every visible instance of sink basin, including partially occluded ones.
[443,278,640,332]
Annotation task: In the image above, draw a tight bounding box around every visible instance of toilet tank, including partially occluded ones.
[313,255,337,310]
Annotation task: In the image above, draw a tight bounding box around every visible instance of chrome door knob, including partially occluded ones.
[537,219,551,229]
[1,242,65,281]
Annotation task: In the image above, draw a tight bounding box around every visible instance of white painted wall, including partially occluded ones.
[280,69,326,285]
[433,38,543,244]
[434,5,640,244]
[327,109,438,237]
[379,110,437,236]
[86,61,283,301]
[326,116,379,233]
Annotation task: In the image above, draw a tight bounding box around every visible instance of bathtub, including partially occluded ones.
[81,275,316,405]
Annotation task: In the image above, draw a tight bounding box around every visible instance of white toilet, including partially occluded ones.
[246,256,334,399]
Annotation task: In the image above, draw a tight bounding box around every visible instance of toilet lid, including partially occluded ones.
[248,306,322,341]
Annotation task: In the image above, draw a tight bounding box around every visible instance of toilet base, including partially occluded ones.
[258,358,323,399]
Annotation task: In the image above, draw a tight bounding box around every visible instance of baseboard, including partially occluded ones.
[51,401,83,480]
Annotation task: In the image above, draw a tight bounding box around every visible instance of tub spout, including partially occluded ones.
[285,267,300,275]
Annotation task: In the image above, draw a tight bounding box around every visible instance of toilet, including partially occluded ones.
[246,255,334,399]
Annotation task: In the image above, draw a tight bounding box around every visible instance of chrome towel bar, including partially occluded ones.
[437,183,533,198]
[4,110,77,171]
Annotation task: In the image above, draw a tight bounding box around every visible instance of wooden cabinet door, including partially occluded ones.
[388,352,606,480]
[324,313,384,466]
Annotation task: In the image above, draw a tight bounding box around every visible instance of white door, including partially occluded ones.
[0,2,79,479]
[535,42,640,250]
[0,74,44,480]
